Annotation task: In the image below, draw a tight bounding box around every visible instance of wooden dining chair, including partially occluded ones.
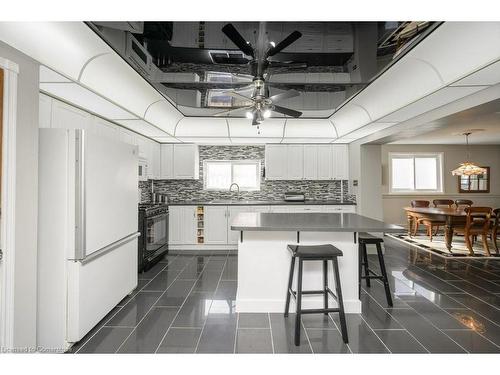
[453,207,492,256]
[411,200,444,241]
[455,199,473,208]
[433,199,454,208]
[409,200,430,236]
[491,208,499,253]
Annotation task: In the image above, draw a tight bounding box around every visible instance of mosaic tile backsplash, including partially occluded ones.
[139,145,355,203]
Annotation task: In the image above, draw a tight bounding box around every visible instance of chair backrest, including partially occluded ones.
[493,208,500,229]
[455,199,473,208]
[464,206,492,232]
[433,199,454,208]
[411,200,430,208]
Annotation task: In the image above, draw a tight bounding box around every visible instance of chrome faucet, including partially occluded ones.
[229,183,240,200]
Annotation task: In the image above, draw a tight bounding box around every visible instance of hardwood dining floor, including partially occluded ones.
[69,237,500,354]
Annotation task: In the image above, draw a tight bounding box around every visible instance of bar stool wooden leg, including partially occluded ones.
[284,255,296,317]
[376,242,393,307]
[294,258,303,346]
[362,242,371,287]
[323,259,328,315]
[332,257,348,343]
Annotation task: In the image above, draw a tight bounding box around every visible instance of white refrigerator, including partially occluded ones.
[37,128,139,351]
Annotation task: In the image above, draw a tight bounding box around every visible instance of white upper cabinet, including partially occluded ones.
[160,144,174,179]
[317,145,333,180]
[287,145,304,180]
[332,145,349,180]
[265,144,349,181]
[303,145,318,180]
[173,144,199,179]
[160,144,199,180]
[265,144,288,180]
[93,116,119,140]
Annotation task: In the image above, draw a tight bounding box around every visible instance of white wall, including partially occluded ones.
[382,144,500,225]
[0,41,39,347]
[348,141,383,220]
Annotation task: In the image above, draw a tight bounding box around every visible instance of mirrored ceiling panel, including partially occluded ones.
[89,21,437,119]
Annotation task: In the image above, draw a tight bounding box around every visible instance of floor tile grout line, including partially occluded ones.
[301,319,314,353]
[268,313,275,354]
[368,244,500,351]
[361,287,430,353]
[154,254,218,354]
[411,260,500,306]
[113,258,198,354]
[357,314,392,354]
[233,310,240,354]
[193,253,229,354]
[327,313,352,354]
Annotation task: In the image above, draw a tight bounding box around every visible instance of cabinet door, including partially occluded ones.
[51,100,91,130]
[317,145,333,180]
[269,205,290,213]
[182,206,198,244]
[160,144,174,179]
[39,94,52,128]
[149,141,161,179]
[265,145,287,180]
[303,145,318,180]
[227,206,252,244]
[168,207,183,245]
[94,117,118,140]
[205,206,229,244]
[286,145,304,180]
[174,144,199,179]
[332,145,349,180]
[289,205,323,213]
[119,128,136,145]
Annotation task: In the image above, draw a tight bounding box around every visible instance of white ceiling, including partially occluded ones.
[390,99,500,144]
[2,22,500,145]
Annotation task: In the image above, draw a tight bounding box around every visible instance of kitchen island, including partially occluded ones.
[231,212,403,314]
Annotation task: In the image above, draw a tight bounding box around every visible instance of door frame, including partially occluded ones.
[0,57,19,349]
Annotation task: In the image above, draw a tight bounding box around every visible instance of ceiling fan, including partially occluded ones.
[215,23,304,125]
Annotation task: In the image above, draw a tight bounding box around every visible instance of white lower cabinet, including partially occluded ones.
[170,204,356,246]
[204,206,229,244]
[168,206,197,245]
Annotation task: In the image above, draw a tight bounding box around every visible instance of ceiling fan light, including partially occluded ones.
[245,111,253,119]
[451,162,487,176]
[263,109,271,118]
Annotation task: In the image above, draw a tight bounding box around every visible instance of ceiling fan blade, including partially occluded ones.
[222,91,254,103]
[269,89,300,103]
[213,106,253,117]
[267,31,302,57]
[222,23,255,58]
[272,105,302,118]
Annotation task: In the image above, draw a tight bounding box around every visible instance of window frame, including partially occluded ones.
[203,159,261,191]
[388,152,444,194]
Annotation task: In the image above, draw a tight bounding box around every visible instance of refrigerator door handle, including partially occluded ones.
[75,129,86,260]
[74,232,141,265]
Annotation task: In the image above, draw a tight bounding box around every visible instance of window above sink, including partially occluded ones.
[204,160,261,191]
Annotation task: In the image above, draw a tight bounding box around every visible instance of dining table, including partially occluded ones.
[403,206,468,252]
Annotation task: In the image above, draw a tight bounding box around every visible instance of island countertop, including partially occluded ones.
[230,212,404,233]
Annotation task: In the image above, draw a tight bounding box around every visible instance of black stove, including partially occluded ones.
[138,203,169,272]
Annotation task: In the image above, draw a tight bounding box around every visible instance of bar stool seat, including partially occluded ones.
[285,244,348,346]
[288,244,343,258]
[358,232,393,307]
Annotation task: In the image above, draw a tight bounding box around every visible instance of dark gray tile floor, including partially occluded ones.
[72,238,500,354]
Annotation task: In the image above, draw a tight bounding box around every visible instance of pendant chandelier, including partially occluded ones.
[451,132,487,176]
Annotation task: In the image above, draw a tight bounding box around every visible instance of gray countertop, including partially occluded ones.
[230,212,403,233]
[167,200,356,206]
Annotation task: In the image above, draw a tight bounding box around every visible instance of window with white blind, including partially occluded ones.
[389,153,443,193]
[204,160,261,191]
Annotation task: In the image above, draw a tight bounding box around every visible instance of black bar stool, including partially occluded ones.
[358,232,393,306]
[284,244,348,346]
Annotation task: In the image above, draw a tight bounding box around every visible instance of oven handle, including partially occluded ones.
[75,232,141,265]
